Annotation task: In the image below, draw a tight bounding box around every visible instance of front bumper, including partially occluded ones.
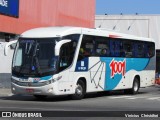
[11,82,59,96]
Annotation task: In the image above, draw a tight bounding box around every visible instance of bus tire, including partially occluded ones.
[34,95,47,99]
[124,77,140,94]
[71,80,85,100]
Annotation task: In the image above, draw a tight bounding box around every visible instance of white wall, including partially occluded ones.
[0,42,13,73]
[95,15,160,49]
[0,42,13,88]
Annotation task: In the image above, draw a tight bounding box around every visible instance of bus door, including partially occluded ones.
[57,42,73,93]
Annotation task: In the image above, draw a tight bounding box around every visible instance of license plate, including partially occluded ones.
[26,88,34,93]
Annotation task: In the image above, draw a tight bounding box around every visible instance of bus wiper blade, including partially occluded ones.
[34,56,42,75]
[25,42,33,55]
[31,42,42,75]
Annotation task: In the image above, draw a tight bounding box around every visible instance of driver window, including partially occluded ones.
[59,43,70,70]
[59,34,79,72]
[78,35,94,61]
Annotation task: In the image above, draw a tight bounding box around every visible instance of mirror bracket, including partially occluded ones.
[55,39,71,56]
[4,40,17,56]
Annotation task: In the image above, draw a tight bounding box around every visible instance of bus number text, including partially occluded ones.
[110,59,126,78]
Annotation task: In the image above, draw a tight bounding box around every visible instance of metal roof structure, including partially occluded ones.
[95,15,160,49]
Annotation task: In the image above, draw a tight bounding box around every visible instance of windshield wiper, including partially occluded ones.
[25,42,33,55]
[18,42,31,73]
[30,41,42,75]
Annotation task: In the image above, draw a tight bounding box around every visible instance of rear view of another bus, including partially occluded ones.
[155,50,160,84]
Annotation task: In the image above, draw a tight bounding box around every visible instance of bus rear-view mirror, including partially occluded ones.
[55,39,71,56]
[4,40,17,56]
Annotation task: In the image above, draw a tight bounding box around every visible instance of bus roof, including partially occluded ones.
[21,26,81,38]
[21,26,154,42]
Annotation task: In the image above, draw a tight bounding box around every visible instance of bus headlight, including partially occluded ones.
[52,76,62,83]
[12,87,16,91]
[48,88,53,93]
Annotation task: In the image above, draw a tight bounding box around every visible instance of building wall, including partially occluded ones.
[95,15,160,49]
[0,0,95,34]
[0,42,13,88]
[0,0,95,88]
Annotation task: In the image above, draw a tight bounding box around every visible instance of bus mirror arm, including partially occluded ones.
[4,40,17,56]
[55,39,71,56]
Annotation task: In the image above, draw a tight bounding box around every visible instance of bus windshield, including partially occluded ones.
[12,37,60,77]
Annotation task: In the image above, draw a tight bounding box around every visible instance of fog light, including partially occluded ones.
[48,88,53,93]
[12,87,15,91]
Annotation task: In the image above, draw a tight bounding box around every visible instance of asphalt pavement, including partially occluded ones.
[1,86,160,119]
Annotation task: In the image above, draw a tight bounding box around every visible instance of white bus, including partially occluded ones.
[7,27,155,99]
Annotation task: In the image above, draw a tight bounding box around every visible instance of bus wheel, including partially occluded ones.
[34,95,47,99]
[124,78,140,94]
[132,78,140,94]
[71,80,85,100]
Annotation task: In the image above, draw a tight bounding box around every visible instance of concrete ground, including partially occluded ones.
[0,88,12,96]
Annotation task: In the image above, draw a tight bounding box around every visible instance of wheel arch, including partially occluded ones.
[77,77,87,93]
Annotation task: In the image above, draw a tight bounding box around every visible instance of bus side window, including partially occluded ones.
[138,43,145,58]
[146,42,155,58]
[59,42,77,71]
[120,41,125,57]
[78,35,94,61]
[134,42,145,58]
[59,34,80,72]
[115,41,120,57]
[110,40,120,57]
[123,41,133,58]
[110,41,115,57]
[59,43,70,71]
[95,36,110,57]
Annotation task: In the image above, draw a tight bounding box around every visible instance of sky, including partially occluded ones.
[96,0,160,15]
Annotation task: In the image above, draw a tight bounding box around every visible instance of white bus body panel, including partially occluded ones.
[11,26,156,96]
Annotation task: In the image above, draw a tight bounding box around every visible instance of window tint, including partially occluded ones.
[138,42,145,57]
[146,42,155,58]
[110,40,121,57]
[78,35,155,59]
[133,41,155,58]
[123,41,133,57]
[59,34,80,72]
[78,35,94,60]
[95,36,110,57]
[156,50,160,74]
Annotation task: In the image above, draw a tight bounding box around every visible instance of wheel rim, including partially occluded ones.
[133,81,139,92]
[75,84,83,96]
